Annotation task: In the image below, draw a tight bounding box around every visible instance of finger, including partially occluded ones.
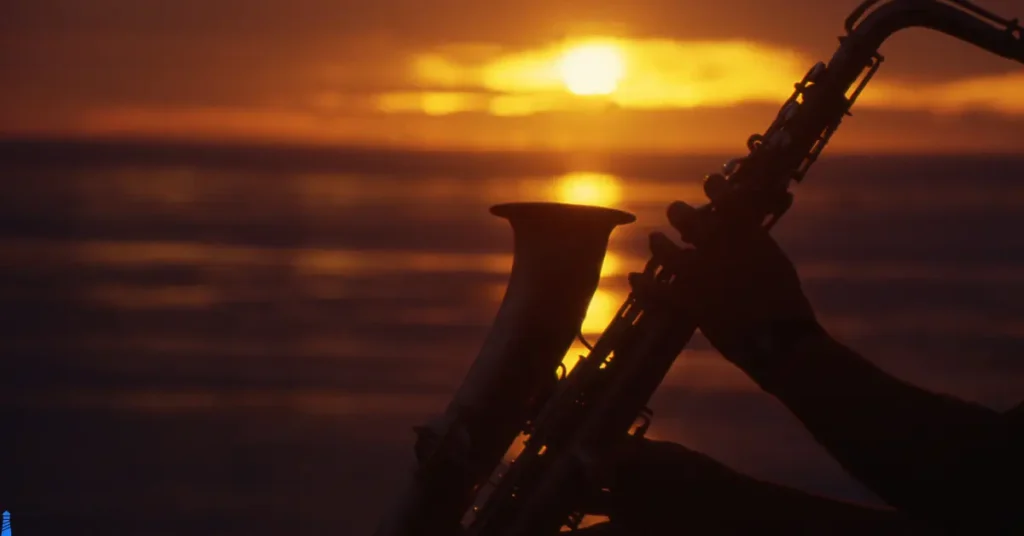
[571,522,620,535]
[663,253,712,322]
[648,231,693,273]
[622,439,703,466]
[669,201,757,258]
[609,437,691,476]
[667,201,702,245]
[595,434,656,486]
[576,488,617,516]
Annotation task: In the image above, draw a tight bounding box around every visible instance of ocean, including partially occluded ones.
[1,140,1022,534]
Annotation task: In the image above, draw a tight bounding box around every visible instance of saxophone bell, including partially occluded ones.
[374,201,634,536]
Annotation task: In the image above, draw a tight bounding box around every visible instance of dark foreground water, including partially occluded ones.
[1,141,1023,534]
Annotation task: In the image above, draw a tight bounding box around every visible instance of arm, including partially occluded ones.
[754,331,1022,531]
[585,439,922,535]
[665,200,1024,530]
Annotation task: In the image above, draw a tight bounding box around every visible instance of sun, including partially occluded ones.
[558,43,626,96]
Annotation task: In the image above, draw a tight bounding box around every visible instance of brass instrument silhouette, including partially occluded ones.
[374,1,1024,534]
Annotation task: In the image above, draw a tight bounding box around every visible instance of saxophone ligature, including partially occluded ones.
[374,1,1023,534]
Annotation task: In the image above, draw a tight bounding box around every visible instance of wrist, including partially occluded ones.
[738,318,828,390]
[748,317,825,356]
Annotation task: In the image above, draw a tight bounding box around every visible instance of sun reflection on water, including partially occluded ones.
[600,252,624,278]
[559,341,590,378]
[558,287,623,374]
[581,289,620,334]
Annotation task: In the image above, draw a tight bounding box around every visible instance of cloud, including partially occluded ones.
[374,38,1024,117]
[74,106,366,142]
[864,72,1024,115]
[376,38,807,115]
[3,0,1019,134]
[4,0,1022,153]
[41,34,1024,153]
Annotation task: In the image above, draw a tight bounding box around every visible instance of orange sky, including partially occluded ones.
[2,0,1023,153]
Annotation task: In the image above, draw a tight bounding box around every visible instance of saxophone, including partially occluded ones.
[374,1,1024,534]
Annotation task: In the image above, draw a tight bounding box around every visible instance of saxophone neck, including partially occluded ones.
[714,0,1022,204]
[837,0,1023,74]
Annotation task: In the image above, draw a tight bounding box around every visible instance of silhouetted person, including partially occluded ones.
[580,200,1023,535]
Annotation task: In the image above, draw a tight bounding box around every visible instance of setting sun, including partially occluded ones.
[559,43,626,96]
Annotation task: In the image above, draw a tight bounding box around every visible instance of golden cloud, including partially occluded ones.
[864,72,1024,115]
[64,37,1024,153]
[384,38,807,114]
[382,38,1024,117]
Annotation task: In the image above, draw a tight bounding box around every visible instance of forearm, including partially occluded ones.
[752,332,1018,527]
[740,478,922,535]
[599,442,919,534]
[605,462,918,534]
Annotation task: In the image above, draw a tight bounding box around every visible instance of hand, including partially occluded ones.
[666,201,821,373]
[578,436,924,536]
[578,436,759,533]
